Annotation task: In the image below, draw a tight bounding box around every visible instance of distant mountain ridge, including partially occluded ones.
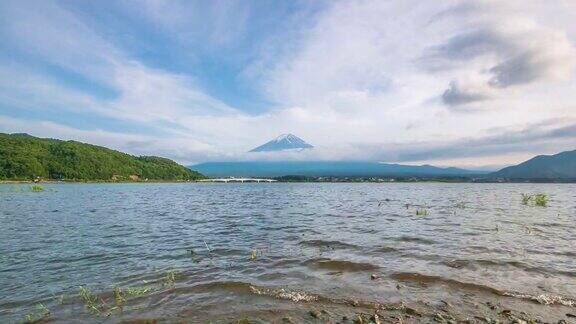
[250,134,313,152]
[191,161,484,177]
[0,133,205,181]
[491,149,576,179]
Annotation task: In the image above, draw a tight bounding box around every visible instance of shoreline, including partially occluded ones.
[0,179,205,184]
[2,179,576,184]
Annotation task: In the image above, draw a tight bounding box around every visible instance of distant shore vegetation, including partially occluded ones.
[0,133,205,182]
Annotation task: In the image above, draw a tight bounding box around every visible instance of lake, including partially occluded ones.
[1,183,575,323]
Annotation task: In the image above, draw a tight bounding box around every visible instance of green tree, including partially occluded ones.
[0,133,205,181]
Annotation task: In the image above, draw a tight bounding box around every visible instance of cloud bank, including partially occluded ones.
[0,0,575,167]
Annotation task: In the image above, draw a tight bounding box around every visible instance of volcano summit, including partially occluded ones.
[249,134,313,152]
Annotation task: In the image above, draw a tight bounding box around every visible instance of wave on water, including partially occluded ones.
[442,258,576,277]
[442,258,527,270]
[247,283,397,310]
[391,272,503,295]
[391,272,576,308]
[393,236,437,245]
[250,286,319,302]
[174,280,390,310]
[176,281,325,304]
[303,258,379,272]
[503,292,576,307]
[299,239,360,250]
[370,245,400,254]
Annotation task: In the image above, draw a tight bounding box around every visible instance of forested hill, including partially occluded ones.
[0,133,205,181]
[491,149,576,180]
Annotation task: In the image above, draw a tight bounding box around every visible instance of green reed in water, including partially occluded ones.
[23,303,51,323]
[415,208,428,216]
[161,269,177,287]
[521,193,532,205]
[533,194,548,207]
[23,313,34,323]
[57,293,66,305]
[2,184,56,193]
[251,249,258,260]
[455,202,466,209]
[21,269,180,320]
[125,286,153,297]
[113,286,126,306]
[30,184,45,192]
[75,270,177,316]
[79,286,104,314]
[521,193,548,207]
[38,304,50,317]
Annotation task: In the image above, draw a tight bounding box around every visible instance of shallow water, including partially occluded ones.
[1,183,575,323]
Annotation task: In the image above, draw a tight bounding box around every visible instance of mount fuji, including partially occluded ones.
[249,134,313,152]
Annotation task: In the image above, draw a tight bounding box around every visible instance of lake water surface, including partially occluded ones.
[1,183,575,323]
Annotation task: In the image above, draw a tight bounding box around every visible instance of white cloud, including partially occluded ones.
[250,0,576,159]
[0,0,245,156]
[108,62,236,122]
[1,0,576,166]
[422,1,576,107]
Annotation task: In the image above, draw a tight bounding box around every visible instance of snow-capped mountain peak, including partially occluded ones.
[273,134,298,143]
[250,134,313,152]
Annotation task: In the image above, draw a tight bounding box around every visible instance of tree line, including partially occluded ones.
[0,133,205,181]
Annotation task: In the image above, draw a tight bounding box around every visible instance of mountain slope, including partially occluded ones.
[0,133,205,181]
[491,149,576,179]
[192,161,483,177]
[250,134,313,152]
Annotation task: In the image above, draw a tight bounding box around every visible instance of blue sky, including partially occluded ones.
[1,0,576,167]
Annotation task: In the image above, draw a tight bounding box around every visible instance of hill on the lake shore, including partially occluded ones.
[191,161,485,177]
[194,149,576,181]
[0,133,204,181]
[491,149,576,180]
